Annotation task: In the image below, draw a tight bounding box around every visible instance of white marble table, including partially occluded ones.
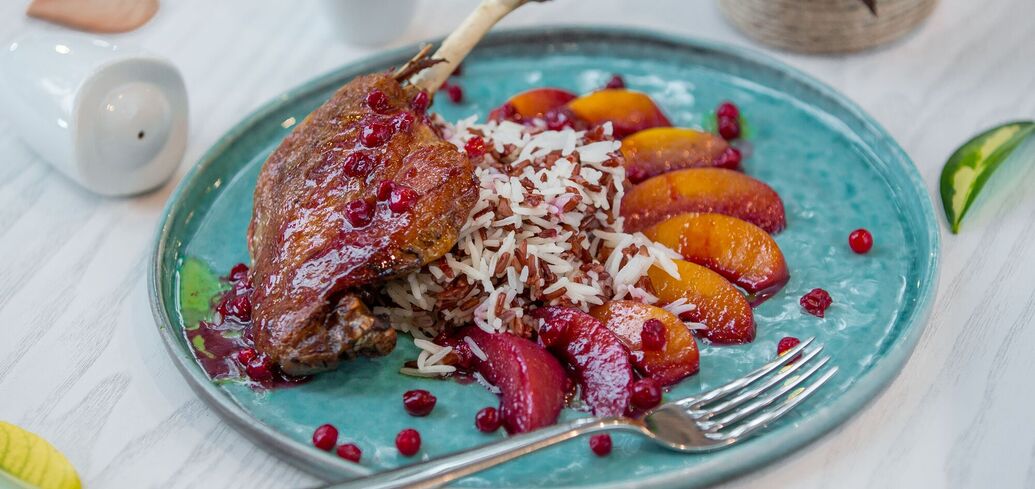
[2,0,1033,487]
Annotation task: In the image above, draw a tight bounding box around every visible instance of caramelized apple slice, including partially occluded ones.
[648,260,755,344]
[621,168,786,233]
[621,128,733,183]
[488,87,577,121]
[566,89,671,139]
[589,301,699,386]
[644,213,789,305]
[533,306,635,417]
[461,327,567,434]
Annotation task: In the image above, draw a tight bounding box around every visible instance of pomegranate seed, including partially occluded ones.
[543,108,576,131]
[716,101,740,119]
[342,152,374,177]
[365,89,391,113]
[465,136,487,158]
[360,121,392,147]
[446,84,463,104]
[849,228,873,254]
[336,443,362,462]
[392,112,416,132]
[245,360,273,382]
[716,146,742,169]
[402,389,437,417]
[395,428,421,456]
[630,378,662,410]
[228,263,249,282]
[491,102,518,121]
[219,295,252,322]
[389,185,419,213]
[800,288,833,317]
[474,407,501,433]
[345,199,375,227]
[236,348,257,365]
[312,424,338,451]
[377,180,396,201]
[410,91,430,113]
[640,319,666,351]
[589,434,612,456]
[626,165,648,184]
[604,74,626,89]
[717,116,740,140]
[777,336,802,364]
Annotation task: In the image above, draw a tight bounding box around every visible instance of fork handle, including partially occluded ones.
[317,417,641,489]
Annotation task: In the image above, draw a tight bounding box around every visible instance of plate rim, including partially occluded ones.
[148,25,941,488]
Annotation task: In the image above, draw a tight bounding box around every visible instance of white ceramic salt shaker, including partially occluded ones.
[0,33,188,196]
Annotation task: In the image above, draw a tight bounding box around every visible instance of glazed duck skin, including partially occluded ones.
[248,73,478,375]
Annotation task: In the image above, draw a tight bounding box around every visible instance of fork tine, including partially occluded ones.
[692,347,826,420]
[698,356,831,431]
[708,366,838,442]
[676,337,816,409]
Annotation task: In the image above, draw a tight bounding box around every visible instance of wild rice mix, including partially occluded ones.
[372,116,693,377]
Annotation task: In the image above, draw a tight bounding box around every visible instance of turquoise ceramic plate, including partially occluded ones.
[149,27,939,488]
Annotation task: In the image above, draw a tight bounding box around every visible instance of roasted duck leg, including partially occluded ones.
[248,0,534,376]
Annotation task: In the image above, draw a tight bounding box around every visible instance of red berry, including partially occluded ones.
[410,91,430,113]
[800,288,833,317]
[446,84,463,104]
[360,121,393,147]
[336,443,362,462]
[312,424,338,451]
[543,107,576,131]
[604,74,626,89]
[777,336,802,364]
[365,88,392,113]
[395,428,421,456]
[342,151,374,177]
[849,228,873,254]
[465,136,487,158]
[626,165,647,184]
[376,180,396,201]
[717,116,740,140]
[228,263,249,282]
[490,102,519,122]
[392,112,416,132]
[717,101,740,119]
[236,348,257,365]
[640,319,666,351]
[245,361,272,382]
[630,378,662,410]
[389,185,420,213]
[589,434,612,456]
[716,146,742,170]
[218,294,252,322]
[345,199,375,227]
[474,407,501,432]
[402,389,437,417]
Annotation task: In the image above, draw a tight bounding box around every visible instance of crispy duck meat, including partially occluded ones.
[248,73,477,375]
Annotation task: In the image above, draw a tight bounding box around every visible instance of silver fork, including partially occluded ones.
[320,337,836,489]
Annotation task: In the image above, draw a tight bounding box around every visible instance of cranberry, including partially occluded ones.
[345,199,375,227]
[365,88,392,113]
[336,443,362,462]
[630,378,662,410]
[377,180,396,201]
[392,112,416,132]
[849,228,873,254]
[716,146,742,169]
[800,288,833,317]
[312,424,338,451]
[219,295,252,322]
[402,389,437,417]
[640,319,666,351]
[626,165,647,184]
[717,101,740,119]
[465,136,487,158]
[604,74,626,89]
[245,355,274,382]
[389,185,420,213]
[360,121,393,147]
[446,84,463,104]
[410,91,430,113]
[236,348,257,365]
[474,406,501,433]
[342,151,374,177]
[589,434,612,456]
[717,116,741,140]
[395,428,421,456]
[777,336,802,364]
[228,263,249,282]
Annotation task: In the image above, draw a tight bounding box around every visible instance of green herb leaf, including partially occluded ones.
[178,257,225,330]
[940,121,1035,233]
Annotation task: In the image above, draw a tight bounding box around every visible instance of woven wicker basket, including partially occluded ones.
[718,0,937,53]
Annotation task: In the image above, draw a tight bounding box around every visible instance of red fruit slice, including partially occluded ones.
[620,128,733,183]
[647,260,756,344]
[589,300,700,385]
[461,327,566,434]
[532,306,635,417]
[566,89,672,139]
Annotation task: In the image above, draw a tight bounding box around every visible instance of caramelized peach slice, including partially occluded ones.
[488,87,577,122]
[589,301,699,386]
[644,213,789,305]
[648,260,755,344]
[621,128,733,182]
[621,168,786,233]
[566,89,671,138]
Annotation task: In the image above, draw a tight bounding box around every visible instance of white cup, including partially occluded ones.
[321,0,418,46]
[0,33,188,196]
